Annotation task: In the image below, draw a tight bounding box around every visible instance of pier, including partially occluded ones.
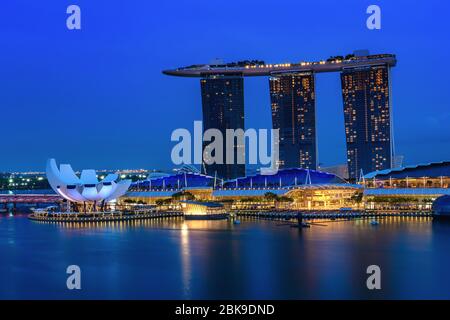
[234,210,432,221]
[27,208,433,224]
[28,210,183,223]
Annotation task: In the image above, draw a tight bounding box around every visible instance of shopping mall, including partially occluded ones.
[122,162,450,213]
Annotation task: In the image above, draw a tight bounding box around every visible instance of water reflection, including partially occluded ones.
[180,223,191,298]
[33,217,241,231]
[1,215,449,299]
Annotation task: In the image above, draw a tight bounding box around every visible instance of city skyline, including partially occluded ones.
[3,1,450,303]
[1,0,450,172]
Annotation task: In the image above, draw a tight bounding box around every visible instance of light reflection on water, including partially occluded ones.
[0,214,449,299]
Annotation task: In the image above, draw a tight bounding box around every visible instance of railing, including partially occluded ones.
[235,210,432,220]
[29,210,183,223]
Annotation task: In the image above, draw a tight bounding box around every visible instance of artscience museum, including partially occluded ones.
[46,158,131,206]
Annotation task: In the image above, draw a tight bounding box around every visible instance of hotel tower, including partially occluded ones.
[164,52,396,180]
[200,75,246,180]
[341,65,393,179]
[269,73,317,170]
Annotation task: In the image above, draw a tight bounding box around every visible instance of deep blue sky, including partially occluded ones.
[1,0,449,172]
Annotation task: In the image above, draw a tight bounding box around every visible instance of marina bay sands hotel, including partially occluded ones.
[163,52,397,181]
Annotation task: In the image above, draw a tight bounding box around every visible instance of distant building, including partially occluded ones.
[363,161,450,211]
[200,75,246,180]
[364,161,450,188]
[269,73,317,169]
[341,64,394,179]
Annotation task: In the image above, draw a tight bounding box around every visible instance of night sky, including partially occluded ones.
[1,0,449,172]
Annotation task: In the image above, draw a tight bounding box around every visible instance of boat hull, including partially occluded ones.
[184,213,229,220]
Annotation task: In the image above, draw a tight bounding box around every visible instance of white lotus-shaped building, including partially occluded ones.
[46,159,131,203]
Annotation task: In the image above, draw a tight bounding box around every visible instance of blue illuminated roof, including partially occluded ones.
[132,172,214,190]
[130,167,350,193]
[432,195,450,215]
[222,168,345,189]
[364,161,450,180]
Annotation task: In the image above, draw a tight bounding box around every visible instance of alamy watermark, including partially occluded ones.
[66,265,81,290]
[366,5,381,30]
[171,121,280,175]
[366,265,381,290]
[66,5,81,30]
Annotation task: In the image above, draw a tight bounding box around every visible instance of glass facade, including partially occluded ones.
[341,65,393,180]
[200,75,245,180]
[269,73,317,170]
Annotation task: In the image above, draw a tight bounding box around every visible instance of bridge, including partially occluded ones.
[0,194,62,205]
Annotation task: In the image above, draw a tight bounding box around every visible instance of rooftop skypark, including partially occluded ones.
[163,53,396,77]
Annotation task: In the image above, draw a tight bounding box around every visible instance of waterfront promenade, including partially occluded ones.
[235,210,431,221]
[28,210,182,223]
[27,208,432,224]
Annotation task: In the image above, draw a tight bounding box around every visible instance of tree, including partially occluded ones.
[171,191,195,201]
[277,196,293,203]
[264,192,279,201]
[156,198,172,206]
[351,192,364,203]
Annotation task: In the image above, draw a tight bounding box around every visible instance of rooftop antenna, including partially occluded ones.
[265,177,268,188]
[184,172,188,188]
[213,171,217,189]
